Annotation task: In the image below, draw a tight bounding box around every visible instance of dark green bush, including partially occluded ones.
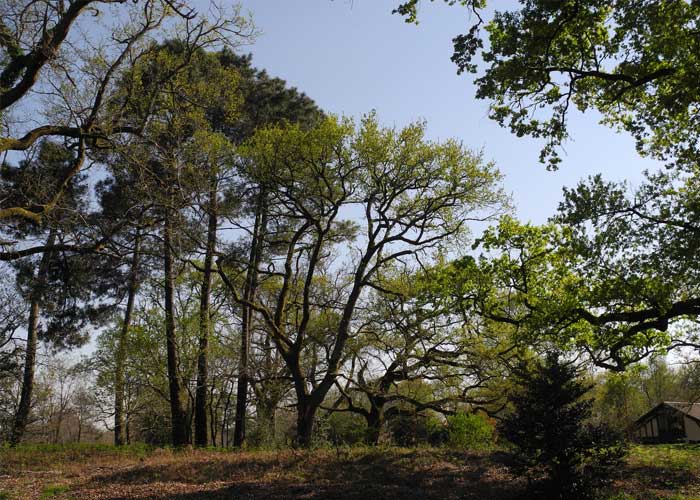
[499,354,628,499]
[389,410,445,446]
[327,411,367,446]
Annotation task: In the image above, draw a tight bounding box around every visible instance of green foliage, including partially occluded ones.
[397,0,700,372]
[399,1,700,170]
[393,0,485,26]
[431,213,690,370]
[446,412,493,450]
[230,110,506,446]
[417,1,700,170]
[500,354,628,500]
[39,484,70,499]
[326,412,367,446]
[593,370,647,432]
[630,443,700,473]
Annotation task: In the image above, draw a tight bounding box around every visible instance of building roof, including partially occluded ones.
[634,401,700,426]
[665,402,700,422]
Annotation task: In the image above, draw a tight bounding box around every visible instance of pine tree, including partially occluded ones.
[499,354,628,499]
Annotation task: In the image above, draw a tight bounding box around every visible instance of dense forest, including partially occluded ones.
[1,1,699,499]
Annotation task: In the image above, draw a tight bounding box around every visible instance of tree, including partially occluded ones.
[0,271,27,375]
[218,114,505,446]
[592,370,646,433]
[0,0,253,224]
[196,50,322,448]
[0,272,27,441]
[435,214,699,371]
[94,166,156,446]
[113,40,243,446]
[4,141,110,445]
[397,0,700,170]
[330,267,511,444]
[88,265,235,446]
[555,171,700,365]
[395,1,700,370]
[0,0,177,112]
[500,354,627,500]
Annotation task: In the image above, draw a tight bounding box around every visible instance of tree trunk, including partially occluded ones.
[365,399,385,445]
[11,229,56,446]
[221,382,233,447]
[164,208,189,446]
[195,183,217,447]
[290,254,374,448]
[296,397,318,448]
[114,231,140,446]
[53,413,62,444]
[209,390,218,447]
[233,190,267,447]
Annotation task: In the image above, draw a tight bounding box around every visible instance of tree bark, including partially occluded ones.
[114,230,140,446]
[195,183,217,447]
[233,190,267,447]
[296,396,318,448]
[10,229,56,446]
[365,398,386,445]
[164,207,189,446]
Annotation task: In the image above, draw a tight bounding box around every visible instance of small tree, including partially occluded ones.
[447,412,493,450]
[499,354,627,500]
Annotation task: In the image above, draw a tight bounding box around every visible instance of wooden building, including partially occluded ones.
[632,402,700,443]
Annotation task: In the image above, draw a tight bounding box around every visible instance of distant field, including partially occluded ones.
[0,443,699,500]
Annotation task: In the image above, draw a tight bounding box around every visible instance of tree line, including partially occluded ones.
[1,0,699,455]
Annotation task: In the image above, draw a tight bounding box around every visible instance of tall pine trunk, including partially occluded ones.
[194,183,217,447]
[11,229,56,446]
[114,230,140,446]
[164,207,189,446]
[233,191,267,447]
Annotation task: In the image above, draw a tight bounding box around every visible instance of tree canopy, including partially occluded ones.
[397,0,700,170]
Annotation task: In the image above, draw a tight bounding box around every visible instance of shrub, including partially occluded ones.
[447,412,494,450]
[388,410,444,446]
[327,412,367,446]
[499,353,628,500]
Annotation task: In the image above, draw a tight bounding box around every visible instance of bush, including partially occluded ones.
[388,410,445,446]
[327,412,367,446]
[447,412,494,450]
[499,354,628,500]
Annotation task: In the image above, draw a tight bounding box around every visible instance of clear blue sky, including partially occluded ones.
[235,0,662,223]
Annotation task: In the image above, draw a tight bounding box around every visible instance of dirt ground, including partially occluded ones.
[1,445,698,500]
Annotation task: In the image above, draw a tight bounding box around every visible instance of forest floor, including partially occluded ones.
[1,443,699,500]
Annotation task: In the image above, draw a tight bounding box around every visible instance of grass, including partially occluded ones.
[0,443,699,499]
[612,444,700,500]
[39,484,71,499]
[630,444,700,471]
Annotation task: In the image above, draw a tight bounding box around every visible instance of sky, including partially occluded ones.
[234,0,663,224]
